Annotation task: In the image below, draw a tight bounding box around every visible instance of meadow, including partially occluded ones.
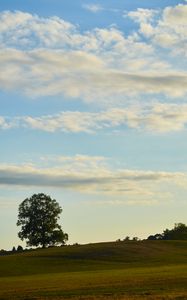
[0,240,187,300]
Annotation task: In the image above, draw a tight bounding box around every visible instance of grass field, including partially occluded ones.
[0,240,187,299]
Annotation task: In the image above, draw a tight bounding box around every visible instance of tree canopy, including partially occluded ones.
[162,223,187,240]
[17,193,68,248]
[147,223,187,241]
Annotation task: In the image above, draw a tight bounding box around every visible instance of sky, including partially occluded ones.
[0,0,187,249]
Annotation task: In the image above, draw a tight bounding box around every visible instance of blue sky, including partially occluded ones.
[0,0,187,249]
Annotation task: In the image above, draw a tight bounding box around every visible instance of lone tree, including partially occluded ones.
[17,193,68,248]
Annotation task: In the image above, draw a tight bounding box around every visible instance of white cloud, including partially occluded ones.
[163,4,187,25]
[126,4,187,54]
[83,3,103,13]
[1,48,186,100]
[0,116,17,130]
[1,103,187,133]
[0,11,76,49]
[82,3,119,14]
[40,154,108,170]
[0,10,187,102]
[0,117,7,129]
[126,8,158,24]
[86,199,159,206]
[0,159,186,205]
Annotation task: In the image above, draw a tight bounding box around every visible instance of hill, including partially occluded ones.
[0,240,187,299]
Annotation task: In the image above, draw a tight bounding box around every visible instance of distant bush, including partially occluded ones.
[116,239,121,242]
[123,236,130,241]
[74,243,79,246]
[132,237,139,241]
[147,234,163,240]
[17,245,23,251]
[0,249,6,255]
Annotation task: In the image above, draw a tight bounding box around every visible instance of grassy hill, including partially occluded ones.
[0,240,187,299]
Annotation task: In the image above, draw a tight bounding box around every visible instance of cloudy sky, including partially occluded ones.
[0,0,187,249]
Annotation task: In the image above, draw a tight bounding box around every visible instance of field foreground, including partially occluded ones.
[0,240,187,299]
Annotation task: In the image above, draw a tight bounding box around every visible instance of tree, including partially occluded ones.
[147,223,187,241]
[17,193,68,248]
[162,223,187,240]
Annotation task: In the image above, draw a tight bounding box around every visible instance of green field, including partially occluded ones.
[0,240,187,299]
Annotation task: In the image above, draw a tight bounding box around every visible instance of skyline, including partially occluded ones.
[0,0,187,249]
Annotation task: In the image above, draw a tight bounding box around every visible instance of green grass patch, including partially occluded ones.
[0,241,187,299]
